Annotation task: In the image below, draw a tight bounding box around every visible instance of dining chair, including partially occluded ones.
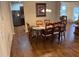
[63,20,67,25]
[60,16,67,21]
[59,16,67,40]
[41,23,54,40]
[53,22,61,43]
[26,23,33,39]
[36,20,43,27]
[60,20,67,40]
[44,19,50,25]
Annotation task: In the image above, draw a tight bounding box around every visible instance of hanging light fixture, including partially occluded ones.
[46,9,52,12]
[41,9,52,13]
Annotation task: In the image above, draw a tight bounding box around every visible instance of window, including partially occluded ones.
[73,7,79,21]
[60,4,67,16]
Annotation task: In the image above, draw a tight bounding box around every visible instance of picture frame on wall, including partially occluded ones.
[36,3,46,17]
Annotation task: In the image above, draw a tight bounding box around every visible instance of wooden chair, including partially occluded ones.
[60,21,67,40]
[41,23,54,40]
[44,19,50,25]
[63,20,67,25]
[53,22,61,43]
[59,16,67,40]
[60,16,67,21]
[26,23,33,39]
[36,20,43,27]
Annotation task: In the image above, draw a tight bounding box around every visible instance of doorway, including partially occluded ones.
[10,2,25,34]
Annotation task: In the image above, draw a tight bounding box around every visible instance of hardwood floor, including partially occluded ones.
[10,24,79,57]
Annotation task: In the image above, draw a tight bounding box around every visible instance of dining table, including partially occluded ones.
[32,26,45,39]
[31,21,61,44]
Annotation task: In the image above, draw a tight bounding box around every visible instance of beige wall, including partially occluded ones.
[0,2,14,56]
[61,2,79,22]
[23,1,60,32]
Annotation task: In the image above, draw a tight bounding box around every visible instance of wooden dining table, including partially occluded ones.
[31,21,61,43]
[32,26,45,39]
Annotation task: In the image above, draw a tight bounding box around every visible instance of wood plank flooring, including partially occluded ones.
[10,24,79,57]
